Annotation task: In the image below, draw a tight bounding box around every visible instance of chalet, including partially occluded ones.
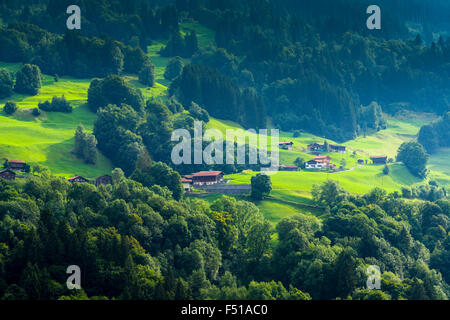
[96,175,113,186]
[191,171,224,186]
[0,169,16,181]
[357,159,365,165]
[305,160,326,169]
[314,155,331,164]
[307,142,324,152]
[182,177,192,191]
[4,159,27,172]
[279,165,298,171]
[68,176,90,183]
[305,155,333,170]
[307,142,346,153]
[330,144,346,153]
[371,156,388,165]
[279,141,294,151]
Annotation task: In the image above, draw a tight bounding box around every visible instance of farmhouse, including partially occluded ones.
[279,141,294,151]
[182,177,192,191]
[330,144,346,153]
[305,155,333,170]
[96,175,113,186]
[307,142,346,153]
[280,165,298,171]
[68,176,89,183]
[4,159,27,172]
[305,160,326,169]
[307,142,324,152]
[0,169,16,181]
[314,155,331,164]
[371,156,387,165]
[190,171,224,186]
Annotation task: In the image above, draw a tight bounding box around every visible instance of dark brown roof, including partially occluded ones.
[370,156,387,159]
[68,176,88,181]
[0,169,15,174]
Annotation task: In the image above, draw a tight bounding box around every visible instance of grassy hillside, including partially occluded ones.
[208,112,449,222]
[0,62,113,178]
[0,21,218,179]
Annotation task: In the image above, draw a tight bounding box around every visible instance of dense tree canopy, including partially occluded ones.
[14,64,41,95]
[74,124,98,165]
[396,142,429,178]
[0,68,14,99]
[418,113,450,154]
[88,75,144,113]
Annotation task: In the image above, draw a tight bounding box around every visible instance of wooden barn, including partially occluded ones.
[96,175,113,186]
[279,141,294,151]
[330,144,346,153]
[307,142,325,152]
[307,142,346,153]
[68,176,89,183]
[4,159,27,172]
[0,169,16,181]
[371,156,388,165]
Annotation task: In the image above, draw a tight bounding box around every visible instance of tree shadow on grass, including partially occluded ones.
[388,163,423,186]
[41,138,112,179]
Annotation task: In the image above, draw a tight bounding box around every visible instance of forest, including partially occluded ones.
[0,174,449,300]
[0,0,449,302]
[1,0,449,141]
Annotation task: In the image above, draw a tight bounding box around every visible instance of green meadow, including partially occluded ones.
[0,20,217,178]
[208,111,449,222]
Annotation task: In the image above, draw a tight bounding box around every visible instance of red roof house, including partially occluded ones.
[314,155,331,163]
[191,171,224,185]
[4,159,27,171]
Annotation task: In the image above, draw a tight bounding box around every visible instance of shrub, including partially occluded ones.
[32,108,41,116]
[38,95,72,113]
[3,101,18,115]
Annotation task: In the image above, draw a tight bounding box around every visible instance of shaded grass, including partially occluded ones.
[428,148,450,191]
